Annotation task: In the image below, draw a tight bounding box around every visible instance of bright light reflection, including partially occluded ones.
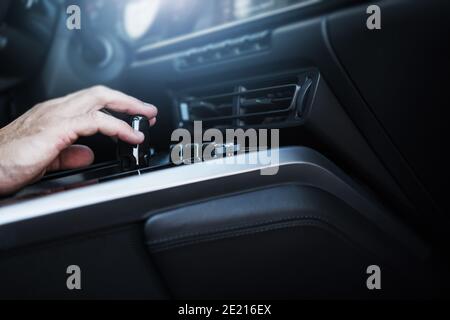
[124,0,161,39]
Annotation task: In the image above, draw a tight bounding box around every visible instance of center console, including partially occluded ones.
[0,142,431,298]
[0,0,440,299]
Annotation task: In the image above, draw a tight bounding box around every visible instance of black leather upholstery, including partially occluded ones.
[145,185,430,299]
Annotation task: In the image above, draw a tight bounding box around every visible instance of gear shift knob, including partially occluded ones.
[118,115,151,171]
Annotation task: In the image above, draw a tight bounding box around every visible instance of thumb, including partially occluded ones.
[47,145,95,172]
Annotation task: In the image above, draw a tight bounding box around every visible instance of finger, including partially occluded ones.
[77,111,145,145]
[150,117,157,126]
[105,101,158,121]
[47,145,95,172]
[75,86,158,119]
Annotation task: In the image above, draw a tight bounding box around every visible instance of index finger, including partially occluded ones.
[75,86,158,120]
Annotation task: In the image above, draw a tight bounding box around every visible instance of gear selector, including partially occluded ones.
[117,116,151,171]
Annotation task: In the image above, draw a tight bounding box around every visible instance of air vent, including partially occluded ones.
[177,74,314,128]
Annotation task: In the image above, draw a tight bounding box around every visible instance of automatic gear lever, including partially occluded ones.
[118,116,151,171]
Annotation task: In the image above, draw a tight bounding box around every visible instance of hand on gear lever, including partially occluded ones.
[118,115,152,171]
[0,86,157,195]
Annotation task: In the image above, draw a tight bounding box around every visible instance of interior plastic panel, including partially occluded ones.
[124,3,425,220]
[0,224,169,299]
[327,0,449,221]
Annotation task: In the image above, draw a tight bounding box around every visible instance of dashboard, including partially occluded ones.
[122,0,322,43]
[81,0,324,44]
[0,0,334,205]
[2,0,447,223]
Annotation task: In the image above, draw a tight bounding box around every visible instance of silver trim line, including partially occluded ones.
[0,147,428,257]
[132,116,142,166]
[0,148,293,226]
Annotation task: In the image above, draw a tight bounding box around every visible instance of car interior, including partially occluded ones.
[0,0,448,299]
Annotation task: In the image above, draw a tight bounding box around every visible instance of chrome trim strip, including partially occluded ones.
[0,147,301,226]
[132,116,142,166]
[0,147,428,257]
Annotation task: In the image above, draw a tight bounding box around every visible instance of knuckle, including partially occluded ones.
[87,111,99,124]
[90,85,109,97]
[118,120,130,132]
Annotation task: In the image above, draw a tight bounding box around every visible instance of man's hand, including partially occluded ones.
[0,86,158,195]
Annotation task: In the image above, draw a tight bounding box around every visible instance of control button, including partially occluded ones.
[176,31,271,70]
